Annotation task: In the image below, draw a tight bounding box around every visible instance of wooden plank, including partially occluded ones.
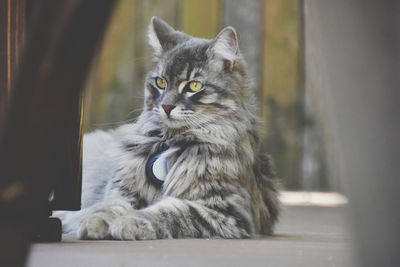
[222,0,262,95]
[181,0,221,38]
[261,0,304,189]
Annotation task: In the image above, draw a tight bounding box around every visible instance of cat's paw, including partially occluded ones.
[78,213,110,240]
[110,215,156,240]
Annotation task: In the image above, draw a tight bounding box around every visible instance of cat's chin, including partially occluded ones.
[160,117,188,130]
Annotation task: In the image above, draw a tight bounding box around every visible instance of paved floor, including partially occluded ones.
[26,205,353,267]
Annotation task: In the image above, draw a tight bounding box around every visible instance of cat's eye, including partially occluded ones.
[155,77,167,89]
[188,81,203,92]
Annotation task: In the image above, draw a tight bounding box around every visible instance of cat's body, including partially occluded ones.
[56,17,280,240]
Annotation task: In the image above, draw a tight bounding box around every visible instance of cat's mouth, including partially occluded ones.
[153,105,205,130]
[163,119,187,130]
[154,108,186,128]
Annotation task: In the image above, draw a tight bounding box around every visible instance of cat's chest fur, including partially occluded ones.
[117,132,190,203]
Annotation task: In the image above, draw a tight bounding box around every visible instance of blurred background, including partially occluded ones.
[84,0,331,192]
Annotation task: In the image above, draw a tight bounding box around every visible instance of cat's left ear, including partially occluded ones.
[148,16,186,56]
[209,27,239,71]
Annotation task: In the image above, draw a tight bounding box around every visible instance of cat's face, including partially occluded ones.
[144,17,243,129]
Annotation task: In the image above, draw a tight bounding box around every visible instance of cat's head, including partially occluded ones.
[144,17,246,129]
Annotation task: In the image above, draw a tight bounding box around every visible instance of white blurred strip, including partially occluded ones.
[279,191,348,207]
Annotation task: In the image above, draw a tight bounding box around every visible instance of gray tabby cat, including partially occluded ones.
[56,17,280,240]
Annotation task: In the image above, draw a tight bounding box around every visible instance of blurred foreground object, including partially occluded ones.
[304,1,400,266]
[0,0,116,266]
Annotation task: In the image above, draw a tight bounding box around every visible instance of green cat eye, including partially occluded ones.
[155,77,167,89]
[188,81,203,92]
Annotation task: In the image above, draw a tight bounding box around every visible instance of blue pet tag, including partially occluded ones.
[146,149,169,186]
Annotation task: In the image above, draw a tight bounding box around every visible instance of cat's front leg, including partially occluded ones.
[109,215,156,240]
[77,199,134,239]
[108,196,254,240]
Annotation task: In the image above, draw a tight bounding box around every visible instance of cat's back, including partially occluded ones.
[81,129,121,208]
[83,122,144,176]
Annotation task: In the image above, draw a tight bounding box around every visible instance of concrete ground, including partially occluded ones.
[27,195,353,267]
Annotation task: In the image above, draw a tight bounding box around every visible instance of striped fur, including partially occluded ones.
[56,17,280,240]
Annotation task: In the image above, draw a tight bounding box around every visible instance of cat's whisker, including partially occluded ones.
[127,108,145,116]
[93,117,137,127]
[128,56,152,63]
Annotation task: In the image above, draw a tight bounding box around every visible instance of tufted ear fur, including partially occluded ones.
[148,17,185,56]
[209,27,239,70]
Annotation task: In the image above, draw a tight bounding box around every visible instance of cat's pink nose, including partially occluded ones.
[161,104,176,116]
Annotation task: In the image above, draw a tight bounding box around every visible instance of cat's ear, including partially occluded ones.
[148,17,181,56]
[209,27,239,71]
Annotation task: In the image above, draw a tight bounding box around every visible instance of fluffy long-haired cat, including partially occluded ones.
[56,17,280,240]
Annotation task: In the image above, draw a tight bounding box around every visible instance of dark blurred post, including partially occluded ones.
[304,1,400,266]
[0,0,116,266]
[0,2,28,266]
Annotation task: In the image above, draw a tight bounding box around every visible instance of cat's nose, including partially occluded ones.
[161,104,176,116]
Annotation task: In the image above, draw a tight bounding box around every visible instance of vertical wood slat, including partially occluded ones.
[181,0,221,38]
[261,0,304,189]
[301,0,328,190]
[222,0,262,95]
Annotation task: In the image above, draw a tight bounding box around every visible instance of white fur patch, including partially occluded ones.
[178,81,188,94]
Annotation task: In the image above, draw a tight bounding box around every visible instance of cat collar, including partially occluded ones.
[146,148,169,186]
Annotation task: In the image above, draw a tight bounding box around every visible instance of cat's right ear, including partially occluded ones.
[209,27,239,71]
[148,17,180,56]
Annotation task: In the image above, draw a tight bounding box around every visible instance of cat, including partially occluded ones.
[55,17,280,240]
